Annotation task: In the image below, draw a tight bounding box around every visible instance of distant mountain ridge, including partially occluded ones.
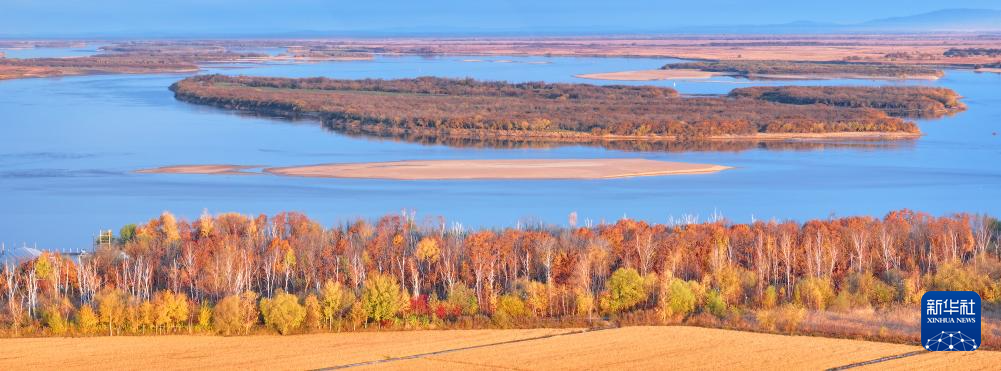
[859,8,1001,32]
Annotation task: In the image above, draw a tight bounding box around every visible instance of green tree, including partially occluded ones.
[320,279,353,330]
[361,273,408,324]
[493,294,528,328]
[260,290,306,335]
[705,289,728,318]
[43,308,69,336]
[600,268,646,315]
[660,278,697,320]
[119,224,137,243]
[446,284,479,316]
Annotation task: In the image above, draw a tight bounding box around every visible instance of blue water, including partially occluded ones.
[1,55,999,249]
[1,44,107,59]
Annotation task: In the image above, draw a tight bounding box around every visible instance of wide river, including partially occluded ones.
[1,54,999,249]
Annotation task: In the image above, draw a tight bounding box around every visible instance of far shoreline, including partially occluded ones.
[574,68,941,82]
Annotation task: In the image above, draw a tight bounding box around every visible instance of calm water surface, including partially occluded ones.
[1,55,999,249]
[0,44,107,59]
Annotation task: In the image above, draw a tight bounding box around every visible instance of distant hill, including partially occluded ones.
[859,9,1001,32]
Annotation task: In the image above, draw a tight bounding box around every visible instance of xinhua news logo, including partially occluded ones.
[921,291,981,351]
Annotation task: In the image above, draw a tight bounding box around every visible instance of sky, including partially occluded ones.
[1,0,999,37]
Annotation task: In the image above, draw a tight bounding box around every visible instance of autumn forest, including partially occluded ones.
[2,210,999,347]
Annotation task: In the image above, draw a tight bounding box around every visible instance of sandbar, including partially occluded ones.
[136,164,261,175]
[575,69,718,81]
[264,159,730,180]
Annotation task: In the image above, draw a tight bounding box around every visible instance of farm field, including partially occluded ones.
[368,327,1001,370]
[0,328,576,370]
[3,326,999,370]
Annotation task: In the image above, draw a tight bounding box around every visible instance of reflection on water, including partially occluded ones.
[218,104,916,153]
[323,121,915,153]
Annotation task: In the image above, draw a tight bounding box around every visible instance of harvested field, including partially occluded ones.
[3,326,999,369]
[362,326,1001,370]
[0,328,576,370]
[264,159,731,180]
[575,69,718,80]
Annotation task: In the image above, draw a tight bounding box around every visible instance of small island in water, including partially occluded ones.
[170,75,963,143]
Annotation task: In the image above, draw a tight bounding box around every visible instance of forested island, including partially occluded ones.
[171,75,939,141]
[1,210,998,348]
[944,48,1001,58]
[0,52,262,80]
[729,86,966,118]
[661,60,944,80]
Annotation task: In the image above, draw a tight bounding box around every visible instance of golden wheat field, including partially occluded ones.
[0,328,575,370]
[2,326,999,370]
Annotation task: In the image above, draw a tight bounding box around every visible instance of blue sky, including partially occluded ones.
[1,0,998,36]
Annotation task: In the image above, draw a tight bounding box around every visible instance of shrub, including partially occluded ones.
[794,277,834,310]
[42,308,69,336]
[75,305,99,334]
[829,291,852,313]
[712,266,753,305]
[705,289,728,318]
[574,289,595,318]
[660,278,697,320]
[348,301,366,330]
[755,309,776,332]
[600,268,647,315]
[761,285,778,310]
[776,304,806,335]
[517,279,549,316]
[926,262,989,293]
[361,273,408,324]
[260,290,306,335]
[304,294,322,331]
[446,284,479,316]
[843,272,897,308]
[493,294,528,328]
[213,292,258,335]
[197,304,212,332]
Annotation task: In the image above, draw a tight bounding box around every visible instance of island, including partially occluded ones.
[729,86,966,118]
[170,75,939,142]
[661,60,944,80]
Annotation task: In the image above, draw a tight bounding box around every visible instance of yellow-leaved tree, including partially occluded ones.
[260,290,306,335]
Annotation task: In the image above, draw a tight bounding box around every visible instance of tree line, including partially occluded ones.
[171,75,921,140]
[729,86,966,119]
[1,210,998,340]
[662,60,943,78]
[944,48,1001,58]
